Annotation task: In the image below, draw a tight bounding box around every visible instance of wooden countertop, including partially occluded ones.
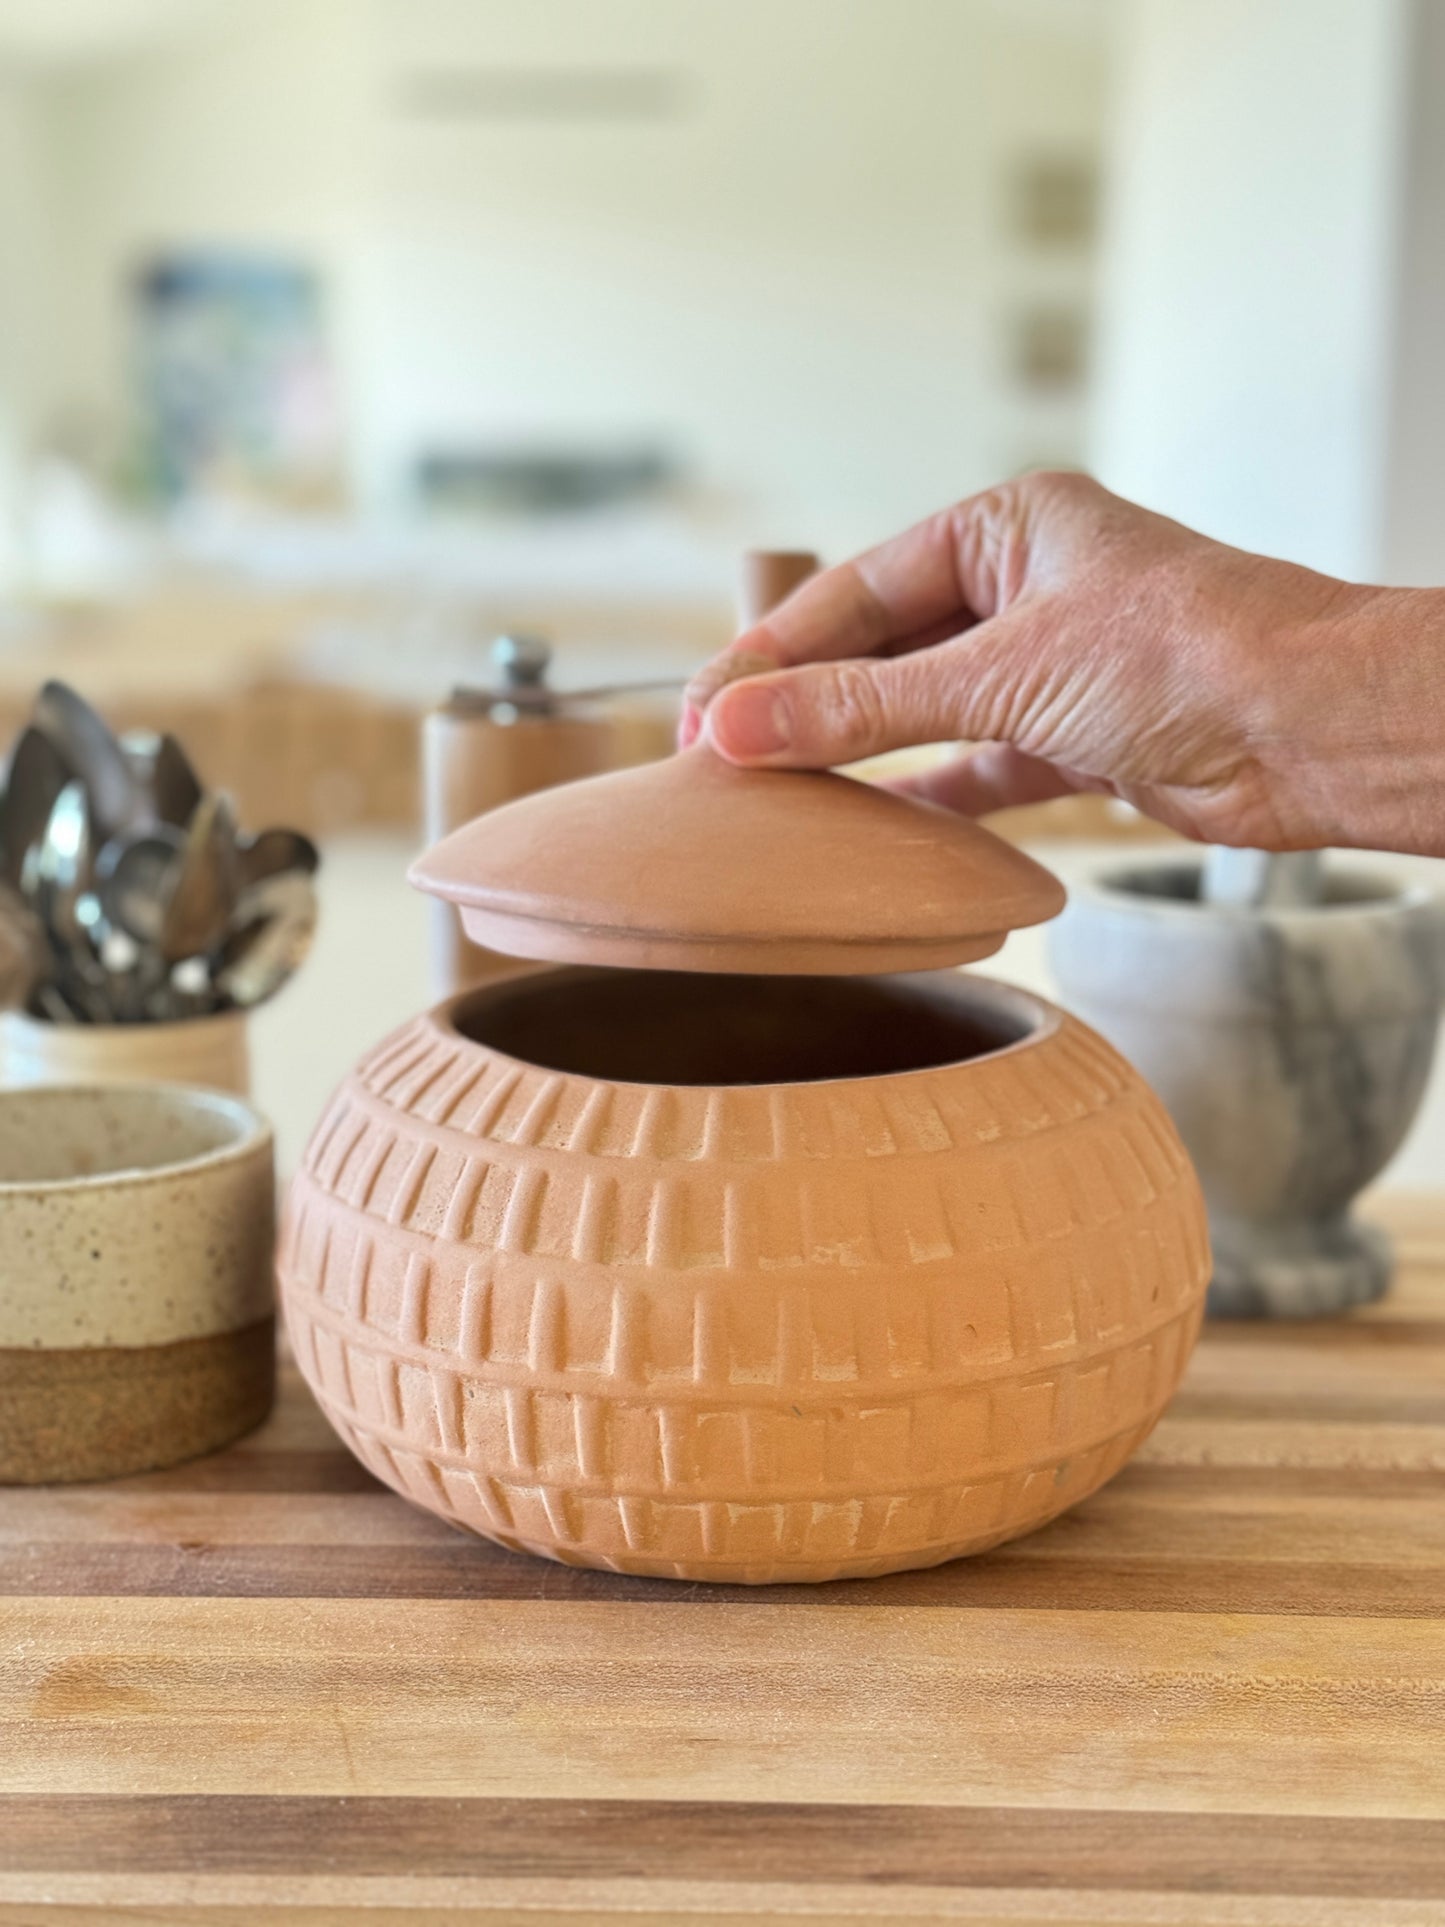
[4,1194,1444,1922]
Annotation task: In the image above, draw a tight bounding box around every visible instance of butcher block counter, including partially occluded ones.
[3,1193,1444,1923]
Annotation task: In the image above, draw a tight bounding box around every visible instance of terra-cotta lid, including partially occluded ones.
[409,743,1066,976]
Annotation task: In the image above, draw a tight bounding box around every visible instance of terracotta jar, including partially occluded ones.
[280,735,1209,1584]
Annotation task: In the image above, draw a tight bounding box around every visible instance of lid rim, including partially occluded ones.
[456,904,1009,976]
[430,882,1064,946]
[412,745,1067,977]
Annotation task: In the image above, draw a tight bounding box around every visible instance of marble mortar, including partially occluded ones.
[1048,858,1445,1316]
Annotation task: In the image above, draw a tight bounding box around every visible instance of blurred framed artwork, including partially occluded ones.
[132,252,344,508]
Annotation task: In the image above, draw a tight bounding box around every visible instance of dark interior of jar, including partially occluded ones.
[451,967,1036,1086]
[1102,861,1404,908]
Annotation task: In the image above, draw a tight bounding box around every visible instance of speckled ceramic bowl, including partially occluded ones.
[0,1083,276,1483]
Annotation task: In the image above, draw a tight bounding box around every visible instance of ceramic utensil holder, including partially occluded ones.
[0,1082,275,1482]
[1049,858,1445,1316]
[0,1007,250,1096]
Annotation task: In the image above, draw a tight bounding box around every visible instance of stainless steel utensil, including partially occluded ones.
[237,826,320,888]
[33,681,144,844]
[125,729,204,829]
[1,727,72,890]
[213,870,318,1008]
[160,793,239,964]
[29,781,92,946]
[96,825,186,946]
[26,781,111,1022]
[33,980,80,1024]
[0,684,319,1025]
[0,878,47,1011]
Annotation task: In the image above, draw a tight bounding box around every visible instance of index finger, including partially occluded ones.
[684,488,1023,712]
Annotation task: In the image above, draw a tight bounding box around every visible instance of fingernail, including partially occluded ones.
[708,682,792,759]
[678,700,700,749]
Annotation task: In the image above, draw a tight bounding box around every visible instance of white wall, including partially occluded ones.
[1380,0,1445,586]
[0,63,54,585]
[7,0,1110,558]
[1091,0,1410,578]
[0,68,48,427]
[353,0,1108,551]
[21,0,369,462]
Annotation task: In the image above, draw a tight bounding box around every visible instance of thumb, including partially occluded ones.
[702,625,1016,768]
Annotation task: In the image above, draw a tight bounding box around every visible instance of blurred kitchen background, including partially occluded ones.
[0,0,1442,1176]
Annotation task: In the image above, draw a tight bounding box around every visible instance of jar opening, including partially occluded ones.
[449,967,1038,1087]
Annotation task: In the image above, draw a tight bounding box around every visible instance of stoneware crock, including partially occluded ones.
[280,744,1210,1583]
[0,1081,275,1482]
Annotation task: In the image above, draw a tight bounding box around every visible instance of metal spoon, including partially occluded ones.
[25,781,111,1021]
[159,792,239,965]
[123,729,204,829]
[0,877,47,1011]
[27,781,91,946]
[237,826,320,888]
[33,682,144,844]
[96,824,186,946]
[34,979,82,1024]
[213,871,318,1008]
[0,726,72,890]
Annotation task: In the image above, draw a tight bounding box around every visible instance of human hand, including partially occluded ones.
[682,473,1444,855]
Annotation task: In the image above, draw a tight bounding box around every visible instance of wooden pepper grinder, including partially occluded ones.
[738,549,819,627]
[422,556,819,999]
[422,637,673,999]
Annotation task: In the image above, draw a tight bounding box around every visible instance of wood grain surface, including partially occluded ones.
[2,1194,1443,1924]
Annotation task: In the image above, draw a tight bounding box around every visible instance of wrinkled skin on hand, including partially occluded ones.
[682,473,1445,857]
